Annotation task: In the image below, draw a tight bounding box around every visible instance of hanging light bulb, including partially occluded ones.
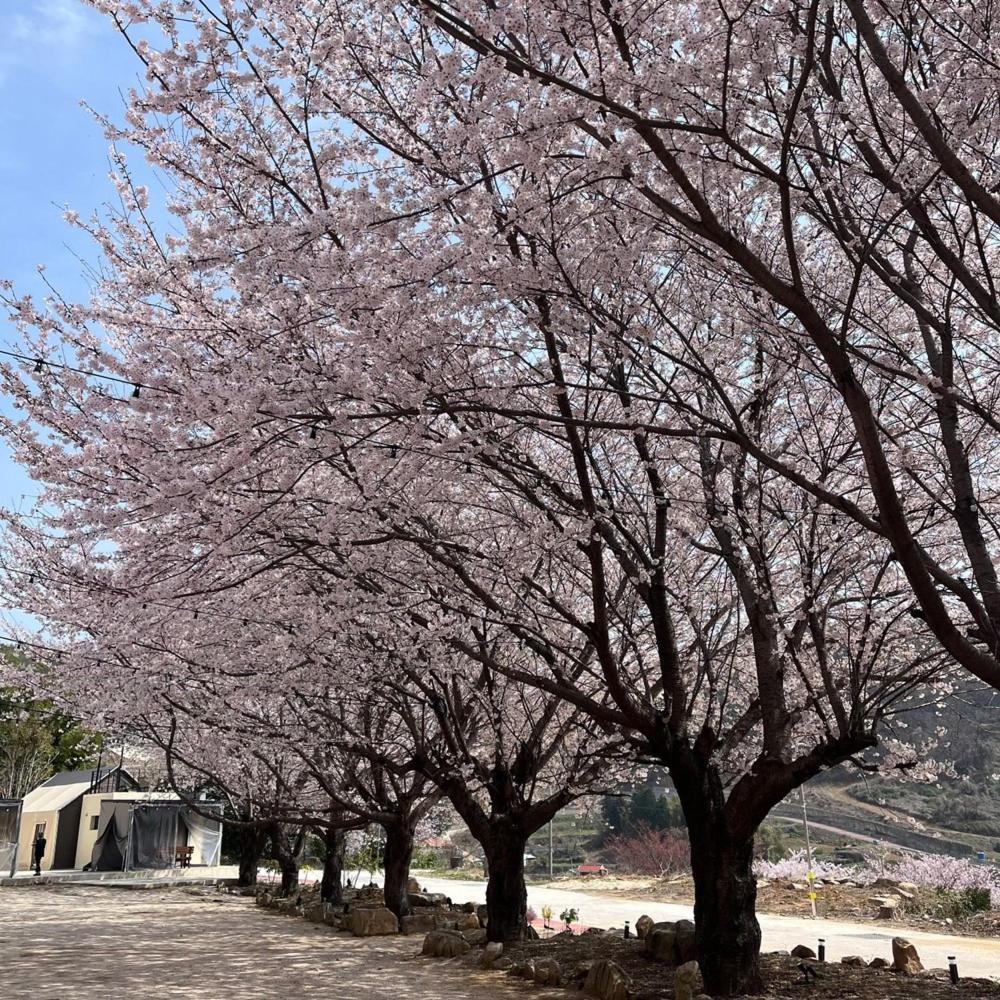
[132,384,141,398]
[34,358,44,373]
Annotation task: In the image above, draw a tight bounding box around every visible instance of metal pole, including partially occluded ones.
[800,787,817,919]
[124,807,135,873]
[548,819,553,878]
[800,786,813,870]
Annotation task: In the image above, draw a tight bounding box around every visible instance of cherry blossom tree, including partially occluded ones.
[0,1,983,993]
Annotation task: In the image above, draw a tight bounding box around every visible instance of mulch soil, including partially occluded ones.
[497,933,1000,999]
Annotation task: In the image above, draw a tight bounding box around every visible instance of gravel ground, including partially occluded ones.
[0,884,554,1000]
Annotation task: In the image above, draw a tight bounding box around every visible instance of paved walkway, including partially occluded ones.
[0,885,552,1000]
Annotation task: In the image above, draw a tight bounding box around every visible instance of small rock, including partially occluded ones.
[406,877,421,893]
[516,960,536,980]
[841,955,865,966]
[534,958,562,986]
[891,937,923,975]
[674,960,700,1000]
[482,941,503,968]
[869,957,890,969]
[790,944,816,960]
[421,929,470,958]
[492,957,513,971]
[584,959,632,1000]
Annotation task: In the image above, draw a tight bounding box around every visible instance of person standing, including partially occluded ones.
[32,831,47,876]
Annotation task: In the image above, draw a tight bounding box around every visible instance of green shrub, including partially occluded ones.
[411,847,443,869]
[927,887,993,920]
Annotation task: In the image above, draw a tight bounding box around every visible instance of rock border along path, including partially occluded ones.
[410,875,1000,980]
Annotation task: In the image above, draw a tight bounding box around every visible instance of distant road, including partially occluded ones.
[769,800,976,857]
[767,810,916,854]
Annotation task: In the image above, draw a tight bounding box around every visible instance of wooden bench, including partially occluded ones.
[175,845,194,869]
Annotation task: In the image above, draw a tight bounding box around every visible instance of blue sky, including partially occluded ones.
[0,0,146,513]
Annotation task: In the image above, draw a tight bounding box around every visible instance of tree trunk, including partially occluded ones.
[688,816,762,996]
[278,858,300,897]
[321,826,346,905]
[270,826,303,898]
[483,823,528,943]
[237,825,267,887]
[382,820,415,918]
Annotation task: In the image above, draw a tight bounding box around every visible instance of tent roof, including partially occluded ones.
[41,767,113,787]
[21,767,115,815]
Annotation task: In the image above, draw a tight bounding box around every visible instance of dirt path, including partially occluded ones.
[0,885,552,1000]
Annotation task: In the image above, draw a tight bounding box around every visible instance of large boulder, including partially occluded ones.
[635,914,654,940]
[891,937,923,976]
[870,895,902,919]
[401,913,440,935]
[421,930,471,958]
[674,961,701,1000]
[303,901,327,924]
[407,877,421,893]
[584,959,632,1000]
[408,891,450,908]
[349,906,399,937]
[645,920,697,965]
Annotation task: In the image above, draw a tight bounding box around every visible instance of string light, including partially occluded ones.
[0,348,176,396]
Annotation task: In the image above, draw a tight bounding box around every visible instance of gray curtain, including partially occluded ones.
[91,801,132,871]
[129,804,180,869]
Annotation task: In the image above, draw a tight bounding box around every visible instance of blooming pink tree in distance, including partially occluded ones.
[0,0,994,993]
